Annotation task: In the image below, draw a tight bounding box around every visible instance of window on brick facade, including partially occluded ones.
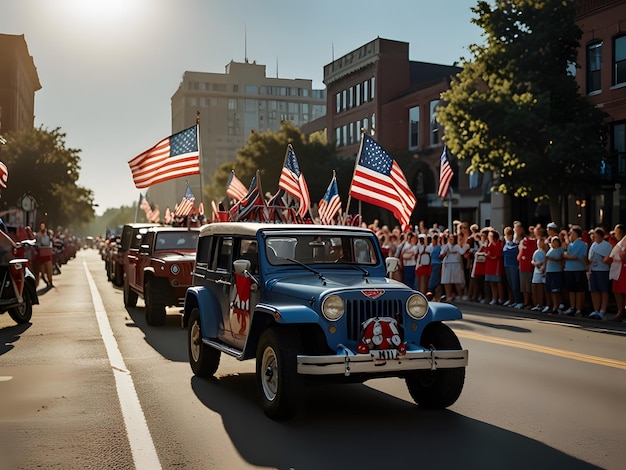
[587,41,602,94]
[615,35,626,86]
[409,106,419,149]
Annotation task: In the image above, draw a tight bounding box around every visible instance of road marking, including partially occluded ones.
[456,330,626,371]
[83,259,161,469]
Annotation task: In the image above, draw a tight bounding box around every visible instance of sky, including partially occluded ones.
[0,0,483,215]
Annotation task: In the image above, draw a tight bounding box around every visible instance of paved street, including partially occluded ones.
[1,249,625,470]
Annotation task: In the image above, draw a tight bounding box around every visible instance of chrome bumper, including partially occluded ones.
[297,347,468,376]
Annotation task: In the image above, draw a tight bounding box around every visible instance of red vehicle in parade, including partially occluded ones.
[0,231,39,324]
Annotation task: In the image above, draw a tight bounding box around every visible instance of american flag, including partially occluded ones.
[140,193,160,223]
[229,171,266,221]
[318,174,342,225]
[0,161,8,188]
[437,146,454,198]
[349,135,416,227]
[128,125,200,189]
[174,183,195,217]
[226,170,248,201]
[278,145,310,217]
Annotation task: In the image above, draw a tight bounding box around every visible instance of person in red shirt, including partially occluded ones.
[517,225,538,309]
[484,230,505,304]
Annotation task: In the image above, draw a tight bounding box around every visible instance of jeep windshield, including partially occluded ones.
[265,235,378,266]
[154,231,198,251]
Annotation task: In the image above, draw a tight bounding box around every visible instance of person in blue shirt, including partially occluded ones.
[562,226,588,317]
[545,236,564,314]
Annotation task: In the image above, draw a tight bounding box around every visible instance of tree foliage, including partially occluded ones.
[0,127,95,228]
[437,0,608,222]
[206,122,354,209]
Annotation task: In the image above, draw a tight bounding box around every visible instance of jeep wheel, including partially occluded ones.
[8,289,33,324]
[255,327,302,420]
[188,309,220,377]
[145,278,166,326]
[405,322,465,409]
[123,277,138,308]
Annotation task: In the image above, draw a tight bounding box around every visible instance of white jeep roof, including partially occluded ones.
[198,222,373,238]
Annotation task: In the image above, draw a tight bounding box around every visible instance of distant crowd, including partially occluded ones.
[369,219,626,322]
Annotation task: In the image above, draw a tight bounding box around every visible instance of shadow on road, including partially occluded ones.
[0,322,31,355]
[190,374,599,470]
[124,305,187,362]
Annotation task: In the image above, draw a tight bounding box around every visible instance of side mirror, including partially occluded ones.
[233,259,250,274]
[234,259,259,289]
[385,257,400,274]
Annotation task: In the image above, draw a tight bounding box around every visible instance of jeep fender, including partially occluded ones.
[183,286,221,337]
[241,303,322,360]
[428,302,463,322]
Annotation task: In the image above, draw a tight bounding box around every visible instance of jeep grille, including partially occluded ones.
[345,298,403,341]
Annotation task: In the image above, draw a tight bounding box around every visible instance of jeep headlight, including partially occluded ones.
[170,264,180,275]
[322,294,344,321]
[406,293,428,320]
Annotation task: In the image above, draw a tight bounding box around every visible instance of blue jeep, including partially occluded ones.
[182,222,468,419]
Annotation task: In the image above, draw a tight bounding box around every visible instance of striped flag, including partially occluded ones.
[128,125,200,189]
[226,169,248,201]
[174,182,195,217]
[278,144,310,217]
[437,146,454,198]
[318,173,342,225]
[348,135,416,228]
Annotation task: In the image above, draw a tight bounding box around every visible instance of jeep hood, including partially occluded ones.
[265,272,407,300]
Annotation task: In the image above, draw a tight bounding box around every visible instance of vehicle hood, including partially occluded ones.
[265,272,408,300]
[152,251,196,262]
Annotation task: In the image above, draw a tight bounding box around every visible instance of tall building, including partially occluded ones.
[575,0,626,226]
[149,60,326,210]
[323,38,465,227]
[0,34,41,135]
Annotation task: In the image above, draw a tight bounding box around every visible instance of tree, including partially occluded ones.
[206,121,353,212]
[0,127,95,228]
[436,0,608,224]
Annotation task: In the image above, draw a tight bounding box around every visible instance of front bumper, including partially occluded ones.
[297,346,468,376]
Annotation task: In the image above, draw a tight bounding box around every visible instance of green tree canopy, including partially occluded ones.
[437,0,608,223]
[206,121,354,211]
[0,127,95,228]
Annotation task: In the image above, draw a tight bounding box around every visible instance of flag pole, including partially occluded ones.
[447,188,453,232]
[344,130,366,224]
[196,111,205,216]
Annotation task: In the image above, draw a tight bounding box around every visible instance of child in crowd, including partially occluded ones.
[531,237,548,312]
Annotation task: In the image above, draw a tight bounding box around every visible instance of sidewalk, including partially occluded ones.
[452,298,626,332]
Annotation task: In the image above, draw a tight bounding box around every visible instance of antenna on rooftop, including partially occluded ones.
[244,24,248,63]
[276,57,279,78]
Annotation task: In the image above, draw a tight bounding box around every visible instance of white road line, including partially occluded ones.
[83,259,161,470]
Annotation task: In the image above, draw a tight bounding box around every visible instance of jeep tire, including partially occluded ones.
[188,309,220,377]
[113,263,124,287]
[123,277,138,308]
[256,327,302,420]
[405,322,465,409]
[145,277,166,326]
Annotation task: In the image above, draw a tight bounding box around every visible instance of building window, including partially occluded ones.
[245,85,257,94]
[615,35,626,86]
[349,86,354,109]
[409,106,419,149]
[233,84,239,93]
[342,89,347,111]
[430,100,440,145]
[228,99,237,110]
[335,92,341,113]
[363,117,369,134]
[587,41,602,94]
[356,83,361,107]
[335,127,341,147]
[363,80,369,103]
[613,122,626,175]
[370,77,375,100]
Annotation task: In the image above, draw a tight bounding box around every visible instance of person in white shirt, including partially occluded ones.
[588,227,612,319]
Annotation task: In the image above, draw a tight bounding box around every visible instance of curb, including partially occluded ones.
[452,299,626,332]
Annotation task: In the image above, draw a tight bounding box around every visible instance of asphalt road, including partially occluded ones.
[1,249,625,470]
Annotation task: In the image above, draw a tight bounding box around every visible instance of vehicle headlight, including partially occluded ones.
[406,293,428,320]
[322,294,344,321]
[170,264,180,275]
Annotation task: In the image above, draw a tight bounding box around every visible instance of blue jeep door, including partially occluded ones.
[205,235,233,343]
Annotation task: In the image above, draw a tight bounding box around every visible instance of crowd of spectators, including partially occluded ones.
[11,223,78,289]
[371,219,626,322]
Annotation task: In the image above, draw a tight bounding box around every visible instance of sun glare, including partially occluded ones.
[62,0,139,27]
